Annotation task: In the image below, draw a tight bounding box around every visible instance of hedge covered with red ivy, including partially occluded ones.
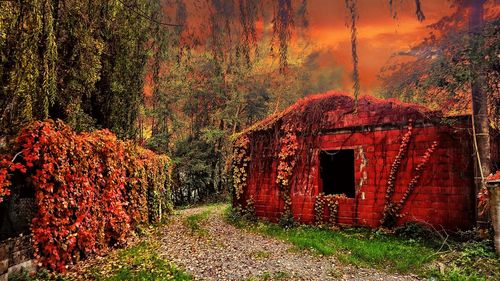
[0,120,172,272]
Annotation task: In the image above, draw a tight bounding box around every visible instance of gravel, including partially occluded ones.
[157,205,420,281]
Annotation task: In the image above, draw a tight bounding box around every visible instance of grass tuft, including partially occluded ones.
[183,210,211,234]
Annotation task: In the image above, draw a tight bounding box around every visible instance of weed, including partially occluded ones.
[183,210,211,235]
[426,240,499,281]
[278,211,296,229]
[9,269,67,281]
[250,250,271,259]
[328,268,344,279]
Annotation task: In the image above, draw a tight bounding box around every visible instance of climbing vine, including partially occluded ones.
[232,136,250,202]
[276,124,299,213]
[0,120,172,272]
[381,123,439,227]
[314,193,347,226]
[383,121,414,212]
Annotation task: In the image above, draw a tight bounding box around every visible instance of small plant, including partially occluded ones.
[224,202,257,227]
[427,240,499,280]
[278,211,296,229]
[242,198,257,222]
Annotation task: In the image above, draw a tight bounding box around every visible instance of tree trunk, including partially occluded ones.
[468,0,494,245]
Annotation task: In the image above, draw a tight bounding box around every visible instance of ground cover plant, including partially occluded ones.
[225,206,500,280]
[86,241,191,281]
[10,240,191,281]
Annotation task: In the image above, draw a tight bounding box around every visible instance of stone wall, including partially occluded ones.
[0,177,36,240]
[0,235,35,281]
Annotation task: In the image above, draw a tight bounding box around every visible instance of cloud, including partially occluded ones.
[303,0,456,93]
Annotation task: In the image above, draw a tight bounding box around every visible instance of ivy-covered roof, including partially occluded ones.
[235,91,442,138]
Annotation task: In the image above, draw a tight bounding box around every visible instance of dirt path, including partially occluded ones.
[157,205,419,281]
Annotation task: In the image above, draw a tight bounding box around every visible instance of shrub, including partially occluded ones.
[0,120,172,271]
[394,222,441,242]
[278,211,296,229]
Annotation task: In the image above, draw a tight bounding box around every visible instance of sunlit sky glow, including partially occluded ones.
[158,0,497,96]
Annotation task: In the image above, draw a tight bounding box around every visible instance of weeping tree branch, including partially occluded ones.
[273,0,294,73]
[117,0,183,27]
[415,0,426,22]
[345,0,360,107]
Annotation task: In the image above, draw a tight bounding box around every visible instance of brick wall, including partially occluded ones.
[244,119,476,230]
[0,235,35,280]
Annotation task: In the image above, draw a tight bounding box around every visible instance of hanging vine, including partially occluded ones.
[273,0,294,73]
[345,0,360,105]
[414,0,426,22]
[0,120,173,272]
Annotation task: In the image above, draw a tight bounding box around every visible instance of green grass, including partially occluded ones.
[253,223,434,272]
[224,205,499,280]
[182,203,228,234]
[90,241,192,281]
[183,210,211,234]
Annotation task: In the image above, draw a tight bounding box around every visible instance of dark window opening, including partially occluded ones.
[320,149,355,198]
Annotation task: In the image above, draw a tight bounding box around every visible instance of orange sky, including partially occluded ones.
[159,0,497,96]
[303,0,456,94]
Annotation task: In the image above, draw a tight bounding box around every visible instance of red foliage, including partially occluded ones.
[0,120,171,272]
[238,91,441,136]
[487,171,500,181]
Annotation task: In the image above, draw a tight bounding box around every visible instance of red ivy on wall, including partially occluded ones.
[381,122,439,227]
[0,120,172,272]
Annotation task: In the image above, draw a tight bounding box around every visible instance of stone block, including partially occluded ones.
[10,249,32,266]
[12,236,31,251]
[0,244,7,260]
[8,260,35,276]
[0,260,7,275]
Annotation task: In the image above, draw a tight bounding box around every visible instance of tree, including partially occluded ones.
[0,0,178,139]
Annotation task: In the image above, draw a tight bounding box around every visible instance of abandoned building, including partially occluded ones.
[232,92,499,230]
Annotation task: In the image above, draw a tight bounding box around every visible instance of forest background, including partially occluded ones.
[0,0,498,205]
